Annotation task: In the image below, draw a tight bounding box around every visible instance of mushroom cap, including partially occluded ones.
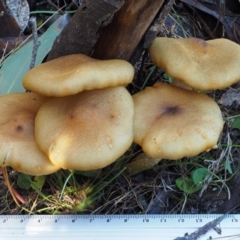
[0,92,59,175]
[35,86,134,170]
[22,54,135,97]
[133,82,224,159]
[149,37,240,90]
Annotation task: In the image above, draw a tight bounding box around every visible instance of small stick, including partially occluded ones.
[173,214,227,240]
[0,41,8,64]
[29,17,40,69]
[173,203,240,240]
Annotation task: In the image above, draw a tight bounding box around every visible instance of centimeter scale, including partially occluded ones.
[0,214,240,240]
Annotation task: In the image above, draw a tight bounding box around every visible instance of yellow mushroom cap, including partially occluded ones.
[133,82,224,160]
[149,37,240,90]
[22,54,135,97]
[35,86,134,170]
[0,92,59,175]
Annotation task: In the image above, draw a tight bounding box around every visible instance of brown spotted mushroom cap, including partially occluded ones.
[0,92,59,175]
[133,82,224,160]
[35,86,134,170]
[22,54,135,97]
[149,37,240,90]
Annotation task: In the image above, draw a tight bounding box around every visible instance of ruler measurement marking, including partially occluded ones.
[0,214,239,221]
[0,215,240,240]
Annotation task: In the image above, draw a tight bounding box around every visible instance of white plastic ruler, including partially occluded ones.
[0,214,240,240]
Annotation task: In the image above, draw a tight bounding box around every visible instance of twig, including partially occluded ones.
[0,41,8,64]
[29,17,41,69]
[0,7,66,68]
[173,203,240,240]
[173,214,227,240]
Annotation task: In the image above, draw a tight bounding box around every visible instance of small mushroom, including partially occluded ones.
[22,54,135,97]
[0,92,59,175]
[34,86,134,170]
[149,37,240,90]
[133,82,224,160]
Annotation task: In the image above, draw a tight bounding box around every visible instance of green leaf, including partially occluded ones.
[17,173,32,190]
[191,168,210,186]
[225,158,233,174]
[232,116,240,130]
[176,168,211,194]
[176,177,200,194]
[162,72,174,83]
[0,14,70,95]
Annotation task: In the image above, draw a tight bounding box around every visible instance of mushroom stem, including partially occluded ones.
[126,153,161,175]
[2,167,26,205]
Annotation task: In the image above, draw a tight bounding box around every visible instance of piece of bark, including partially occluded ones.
[92,0,165,60]
[47,0,125,61]
[130,0,174,65]
[143,0,174,49]
[48,0,166,62]
[0,1,22,38]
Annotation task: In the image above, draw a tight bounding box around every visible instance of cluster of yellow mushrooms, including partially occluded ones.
[1,37,240,176]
